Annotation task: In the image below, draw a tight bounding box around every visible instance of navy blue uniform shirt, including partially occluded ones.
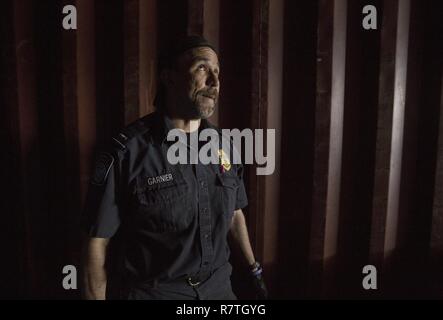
[83,111,248,292]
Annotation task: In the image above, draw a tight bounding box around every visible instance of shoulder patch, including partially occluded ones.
[112,119,150,151]
[91,152,114,186]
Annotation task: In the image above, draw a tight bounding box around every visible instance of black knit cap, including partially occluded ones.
[158,35,217,71]
[172,35,216,57]
[154,35,217,108]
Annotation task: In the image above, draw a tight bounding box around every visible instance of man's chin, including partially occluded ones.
[197,104,216,119]
[177,100,216,120]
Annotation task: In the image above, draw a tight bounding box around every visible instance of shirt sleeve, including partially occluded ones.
[82,151,121,238]
[235,163,248,210]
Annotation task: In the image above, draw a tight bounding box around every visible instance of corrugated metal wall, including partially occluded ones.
[1,0,442,299]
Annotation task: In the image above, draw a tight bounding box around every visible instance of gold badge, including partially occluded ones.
[218,149,231,172]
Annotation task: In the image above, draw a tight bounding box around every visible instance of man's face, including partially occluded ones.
[170,47,220,119]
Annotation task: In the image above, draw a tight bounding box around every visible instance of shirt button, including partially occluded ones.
[202,208,207,213]
[204,234,209,239]
[200,181,206,188]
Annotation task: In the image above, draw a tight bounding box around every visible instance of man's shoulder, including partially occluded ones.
[111,111,159,152]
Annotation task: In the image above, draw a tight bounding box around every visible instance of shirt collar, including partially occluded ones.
[150,110,216,145]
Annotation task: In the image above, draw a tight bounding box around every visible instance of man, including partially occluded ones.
[82,36,267,300]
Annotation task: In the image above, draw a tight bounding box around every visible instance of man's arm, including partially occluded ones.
[82,237,110,300]
[229,209,268,299]
[229,209,256,266]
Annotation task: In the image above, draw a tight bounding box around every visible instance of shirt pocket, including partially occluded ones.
[133,172,193,233]
[216,173,240,218]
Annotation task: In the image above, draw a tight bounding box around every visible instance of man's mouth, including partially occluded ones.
[200,92,217,100]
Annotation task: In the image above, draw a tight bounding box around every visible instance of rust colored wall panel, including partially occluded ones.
[218,0,254,299]
[77,0,97,205]
[308,0,335,297]
[418,0,443,298]
[188,0,204,35]
[263,0,284,295]
[218,0,252,130]
[249,0,269,269]
[124,0,141,125]
[157,0,188,58]
[384,0,410,260]
[204,0,220,125]
[322,0,347,297]
[430,75,443,297]
[203,0,220,52]
[278,0,318,299]
[31,0,67,298]
[394,0,427,297]
[337,0,381,298]
[60,0,82,299]
[369,0,399,271]
[95,0,124,146]
[139,0,157,117]
[1,0,35,298]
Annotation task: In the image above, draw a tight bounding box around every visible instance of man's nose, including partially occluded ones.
[206,70,219,88]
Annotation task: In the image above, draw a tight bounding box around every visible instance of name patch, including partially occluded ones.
[147,173,173,186]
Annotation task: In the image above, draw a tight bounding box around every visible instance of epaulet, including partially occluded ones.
[111,118,151,152]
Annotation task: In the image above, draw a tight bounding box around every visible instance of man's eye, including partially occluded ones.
[197,65,207,71]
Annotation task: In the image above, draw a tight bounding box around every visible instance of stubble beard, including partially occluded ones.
[189,93,217,119]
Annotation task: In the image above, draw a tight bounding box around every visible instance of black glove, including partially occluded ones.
[250,262,268,300]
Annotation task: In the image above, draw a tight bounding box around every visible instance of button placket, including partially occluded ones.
[195,162,214,275]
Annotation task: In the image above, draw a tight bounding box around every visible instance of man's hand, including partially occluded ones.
[250,262,268,299]
[229,210,269,299]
